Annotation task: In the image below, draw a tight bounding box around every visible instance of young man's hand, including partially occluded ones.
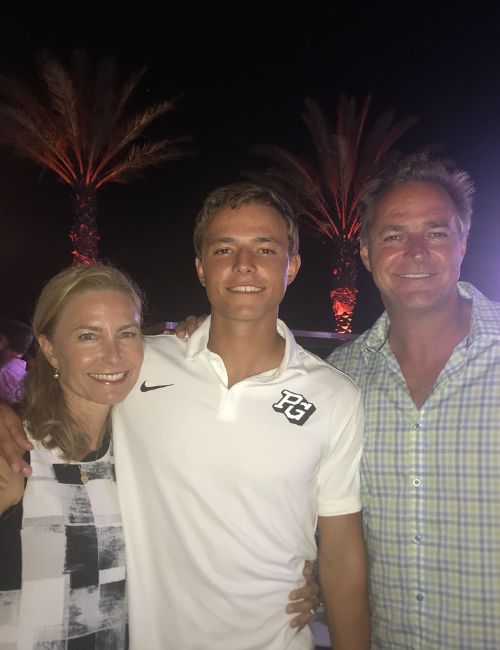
[174,315,208,338]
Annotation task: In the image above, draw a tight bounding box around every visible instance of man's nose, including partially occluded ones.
[405,234,429,261]
[233,249,256,272]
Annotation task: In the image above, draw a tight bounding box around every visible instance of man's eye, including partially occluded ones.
[383,234,401,242]
[430,231,448,239]
[214,248,231,255]
[79,332,96,341]
[258,248,275,255]
[120,330,138,338]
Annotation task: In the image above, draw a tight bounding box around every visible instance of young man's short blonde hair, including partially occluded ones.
[194,183,299,257]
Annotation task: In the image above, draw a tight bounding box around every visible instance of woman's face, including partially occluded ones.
[39,289,144,419]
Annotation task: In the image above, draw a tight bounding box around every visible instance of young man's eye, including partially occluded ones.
[383,234,401,242]
[258,248,275,255]
[214,248,231,255]
[79,332,97,341]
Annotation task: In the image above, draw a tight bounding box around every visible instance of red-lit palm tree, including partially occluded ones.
[251,96,418,333]
[0,51,189,263]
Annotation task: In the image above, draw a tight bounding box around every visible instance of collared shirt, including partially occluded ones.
[329,282,500,649]
[114,317,363,649]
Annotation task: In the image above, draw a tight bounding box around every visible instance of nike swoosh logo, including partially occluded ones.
[140,381,174,392]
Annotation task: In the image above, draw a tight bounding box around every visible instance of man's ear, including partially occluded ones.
[195,257,206,287]
[38,335,58,369]
[287,254,301,286]
[460,237,467,261]
[359,240,372,273]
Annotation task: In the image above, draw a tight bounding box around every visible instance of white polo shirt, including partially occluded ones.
[113,317,363,650]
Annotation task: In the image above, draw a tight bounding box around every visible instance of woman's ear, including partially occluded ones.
[38,335,58,370]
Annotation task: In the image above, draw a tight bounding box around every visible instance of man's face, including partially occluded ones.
[195,203,301,324]
[360,181,467,316]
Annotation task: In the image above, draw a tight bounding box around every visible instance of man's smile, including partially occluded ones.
[395,272,435,279]
[227,285,264,293]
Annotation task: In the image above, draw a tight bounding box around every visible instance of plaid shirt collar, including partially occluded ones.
[361,281,500,357]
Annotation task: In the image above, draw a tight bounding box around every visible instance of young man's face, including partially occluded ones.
[195,203,301,324]
[360,181,467,317]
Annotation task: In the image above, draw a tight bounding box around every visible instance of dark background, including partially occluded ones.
[1,1,500,333]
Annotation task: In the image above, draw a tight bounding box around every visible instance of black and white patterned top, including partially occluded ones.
[0,432,127,649]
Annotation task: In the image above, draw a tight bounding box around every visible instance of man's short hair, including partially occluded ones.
[0,318,33,355]
[194,183,299,257]
[359,153,475,243]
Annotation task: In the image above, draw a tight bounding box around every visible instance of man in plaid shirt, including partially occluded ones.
[329,154,500,649]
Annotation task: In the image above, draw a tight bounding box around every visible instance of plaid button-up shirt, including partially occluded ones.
[329,282,500,649]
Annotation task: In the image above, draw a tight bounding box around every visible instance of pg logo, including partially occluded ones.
[272,390,316,426]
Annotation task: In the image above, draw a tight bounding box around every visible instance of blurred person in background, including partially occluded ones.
[0,318,33,405]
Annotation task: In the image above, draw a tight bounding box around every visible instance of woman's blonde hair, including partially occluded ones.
[22,264,143,460]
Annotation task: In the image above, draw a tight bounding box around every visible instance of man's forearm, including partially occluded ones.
[319,558,370,649]
[317,512,370,650]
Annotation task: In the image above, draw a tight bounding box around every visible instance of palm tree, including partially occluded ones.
[0,51,189,263]
[251,95,418,333]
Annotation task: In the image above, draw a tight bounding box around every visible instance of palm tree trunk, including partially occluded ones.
[329,237,359,334]
[69,183,99,264]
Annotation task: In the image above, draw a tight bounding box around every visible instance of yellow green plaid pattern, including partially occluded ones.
[329,283,500,649]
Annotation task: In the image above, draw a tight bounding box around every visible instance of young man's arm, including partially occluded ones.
[317,511,370,649]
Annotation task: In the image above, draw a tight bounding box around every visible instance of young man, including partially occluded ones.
[111,183,369,649]
[329,154,500,648]
[0,184,369,649]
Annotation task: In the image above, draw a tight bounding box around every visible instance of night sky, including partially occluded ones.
[2,2,500,333]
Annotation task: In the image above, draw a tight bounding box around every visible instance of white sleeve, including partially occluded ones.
[317,384,364,517]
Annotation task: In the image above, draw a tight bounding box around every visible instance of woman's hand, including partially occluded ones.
[287,560,320,630]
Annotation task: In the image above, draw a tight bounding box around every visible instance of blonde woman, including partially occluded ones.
[0,264,144,648]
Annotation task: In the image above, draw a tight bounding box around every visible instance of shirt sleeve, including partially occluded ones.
[316,382,364,517]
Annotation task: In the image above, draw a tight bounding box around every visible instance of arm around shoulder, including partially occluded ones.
[317,512,370,649]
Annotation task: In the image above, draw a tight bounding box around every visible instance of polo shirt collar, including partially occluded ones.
[184,315,307,375]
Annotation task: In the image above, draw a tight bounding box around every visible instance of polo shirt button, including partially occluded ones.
[416,593,424,602]
[413,478,421,487]
[414,421,421,430]
[414,535,423,544]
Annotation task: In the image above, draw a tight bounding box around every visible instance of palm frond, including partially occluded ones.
[253,95,417,242]
[39,53,83,173]
[96,136,191,188]
[90,99,176,184]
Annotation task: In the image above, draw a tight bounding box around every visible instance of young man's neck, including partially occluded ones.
[207,314,285,388]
